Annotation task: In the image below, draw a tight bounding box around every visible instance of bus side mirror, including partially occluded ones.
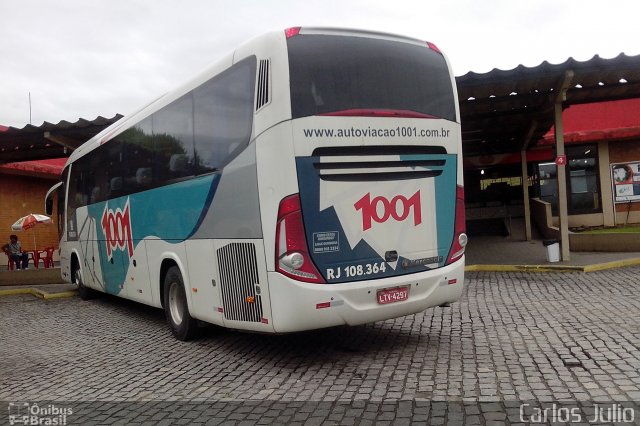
[45,198,54,216]
[45,181,63,216]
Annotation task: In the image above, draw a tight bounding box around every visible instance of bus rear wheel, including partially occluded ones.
[163,266,198,341]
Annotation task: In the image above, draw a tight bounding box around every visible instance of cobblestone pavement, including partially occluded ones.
[1,267,640,425]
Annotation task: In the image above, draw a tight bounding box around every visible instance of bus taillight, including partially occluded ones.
[275,194,325,283]
[285,27,302,39]
[427,41,442,54]
[446,186,467,265]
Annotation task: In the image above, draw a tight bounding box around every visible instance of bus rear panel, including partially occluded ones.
[264,28,466,332]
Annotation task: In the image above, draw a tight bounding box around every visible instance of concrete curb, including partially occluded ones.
[466,257,640,273]
[0,287,77,299]
[466,264,582,273]
[582,257,640,272]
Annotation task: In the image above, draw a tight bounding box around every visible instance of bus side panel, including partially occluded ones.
[254,121,299,271]
[189,143,262,239]
[184,238,274,332]
[58,240,72,284]
[145,240,190,309]
[84,175,217,301]
[185,239,224,325]
[125,240,154,305]
[68,207,112,295]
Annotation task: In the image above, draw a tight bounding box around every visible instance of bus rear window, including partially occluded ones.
[287,35,456,121]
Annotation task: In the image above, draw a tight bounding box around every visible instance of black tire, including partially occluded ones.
[163,266,198,341]
[73,259,96,300]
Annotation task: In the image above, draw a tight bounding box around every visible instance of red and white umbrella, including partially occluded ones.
[11,213,52,231]
[10,213,52,250]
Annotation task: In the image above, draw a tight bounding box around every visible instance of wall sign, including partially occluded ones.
[611,161,640,203]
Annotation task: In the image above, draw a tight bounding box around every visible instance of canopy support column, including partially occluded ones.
[555,71,574,261]
[521,150,532,241]
[520,122,537,242]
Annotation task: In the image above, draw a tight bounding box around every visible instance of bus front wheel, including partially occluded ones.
[73,260,95,300]
[163,266,198,341]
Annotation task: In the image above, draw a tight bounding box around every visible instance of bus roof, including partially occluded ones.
[68,27,449,165]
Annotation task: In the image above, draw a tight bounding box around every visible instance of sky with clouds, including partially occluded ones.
[1,0,639,128]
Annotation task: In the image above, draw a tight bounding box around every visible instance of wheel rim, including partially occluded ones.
[168,281,184,326]
[74,266,83,288]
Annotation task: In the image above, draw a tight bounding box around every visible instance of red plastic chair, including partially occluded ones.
[28,251,39,269]
[4,249,15,271]
[36,247,55,268]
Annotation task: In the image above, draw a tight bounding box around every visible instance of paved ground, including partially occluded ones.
[465,218,640,267]
[1,267,640,425]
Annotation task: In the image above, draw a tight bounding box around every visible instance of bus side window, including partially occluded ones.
[68,151,96,211]
[194,56,255,174]
[115,120,155,194]
[105,141,124,199]
[153,94,195,183]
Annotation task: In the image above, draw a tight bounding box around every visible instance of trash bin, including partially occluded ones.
[543,239,560,263]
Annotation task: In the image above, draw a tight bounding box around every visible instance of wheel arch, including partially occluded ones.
[158,253,192,310]
[70,249,81,283]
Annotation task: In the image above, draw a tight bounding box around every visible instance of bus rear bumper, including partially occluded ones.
[267,257,464,333]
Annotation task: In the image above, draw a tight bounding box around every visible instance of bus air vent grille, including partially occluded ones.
[217,242,263,322]
[311,146,448,182]
[256,59,270,111]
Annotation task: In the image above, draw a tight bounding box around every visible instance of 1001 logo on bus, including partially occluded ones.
[101,200,134,260]
[354,190,422,231]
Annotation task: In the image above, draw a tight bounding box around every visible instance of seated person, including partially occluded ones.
[3,234,29,270]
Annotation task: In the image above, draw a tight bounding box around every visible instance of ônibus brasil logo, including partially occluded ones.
[101,199,134,260]
[354,190,422,231]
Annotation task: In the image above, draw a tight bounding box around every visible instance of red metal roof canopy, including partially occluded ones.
[457,53,640,156]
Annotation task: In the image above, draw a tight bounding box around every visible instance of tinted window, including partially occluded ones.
[69,57,256,203]
[104,140,125,199]
[68,148,103,210]
[288,35,456,121]
[194,56,256,173]
[109,118,154,196]
[153,94,195,181]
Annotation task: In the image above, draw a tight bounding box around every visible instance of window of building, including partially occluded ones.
[538,162,558,212]
[567,145,600,213]
[536,144,600,215]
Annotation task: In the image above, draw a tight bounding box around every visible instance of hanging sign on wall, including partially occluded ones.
[611,161,640,203]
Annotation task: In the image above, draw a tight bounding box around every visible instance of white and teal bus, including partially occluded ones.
[46,27,466,340]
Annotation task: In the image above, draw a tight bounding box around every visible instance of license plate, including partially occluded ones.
[377,286,409,305]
